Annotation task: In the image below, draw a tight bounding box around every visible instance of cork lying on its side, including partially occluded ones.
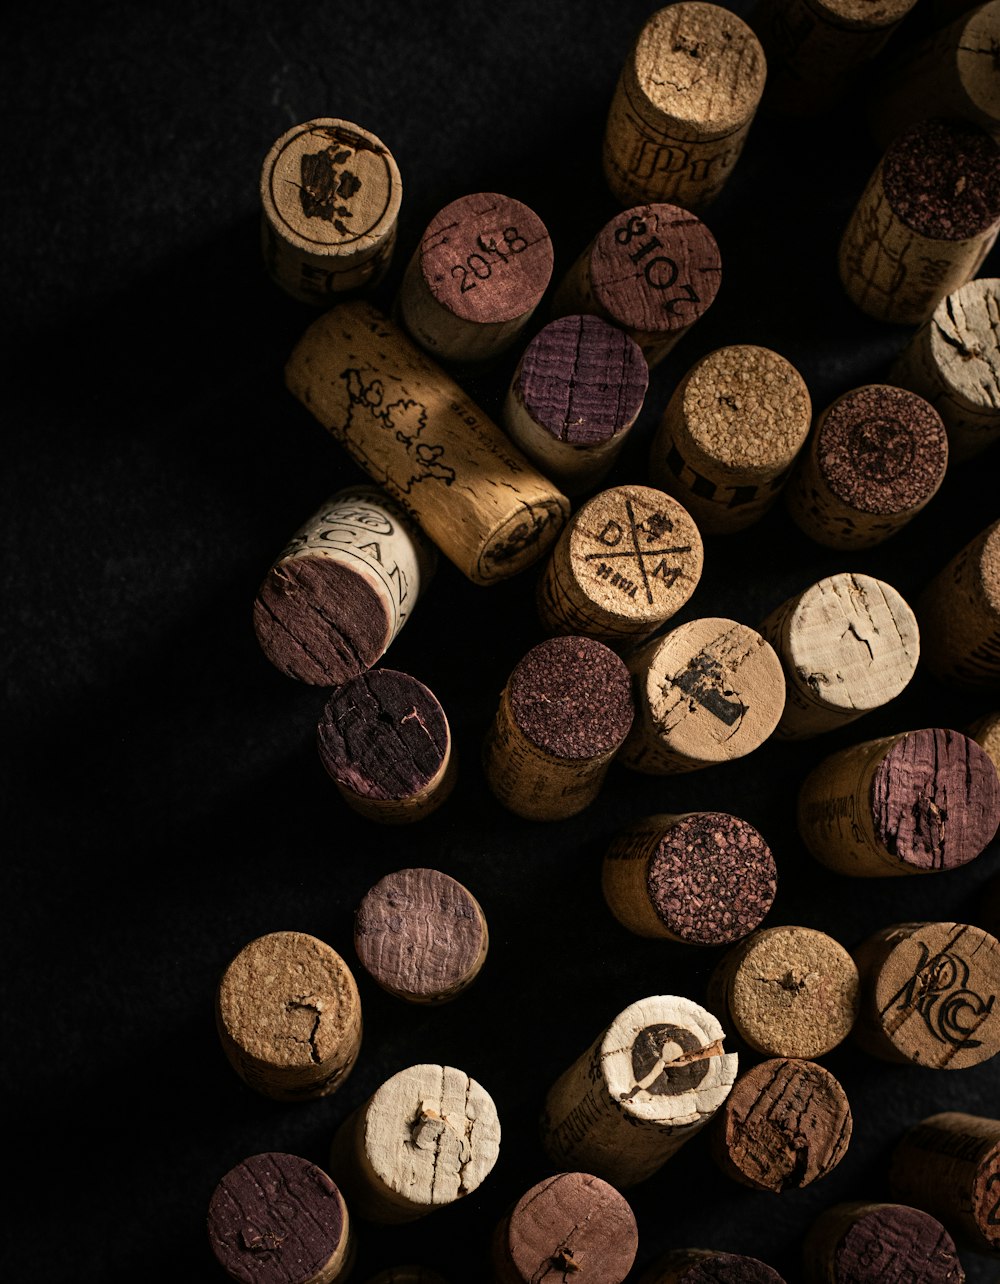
[638,1248,788,1284]
[802,1201,964,1284]
[918,517,1000,690]
[968,709,1000,777]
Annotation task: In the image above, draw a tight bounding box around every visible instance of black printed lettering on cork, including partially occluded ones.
[882,118,1000,241]
[834,1205,963,1284]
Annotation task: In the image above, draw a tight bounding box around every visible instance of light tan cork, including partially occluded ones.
[216,931,362,1101]
[801,1201,965,1284]
[649,345,812,534]
[540,994,738,1188]
[968,709,1000,776]
[918,518,1000,689]
[260,119,402,305]
[602,3,767,210]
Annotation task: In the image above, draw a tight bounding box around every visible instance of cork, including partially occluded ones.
[968,709,1000,776]
[889,1112,1000,1254]
[918,518,1000,689]
[482,635,634,821]
[260,119,402,305]
[888,278,1000,462]
[208,1153,354,1284]
[539,994,738,1188]
[362,1272,449,1284]
[797,727,1000,876]
[602,3,767,210]
[649,345,813,534]
[316,669,455,824]
[618,618,786,773]
[537,485,704,647]
[491,1172,639,1284]
[706,926,860,1058]
[549,204,722,369]
[353,867,488,1003]
[327,1063,501,1223]
[396,192,553,366]
[215,931,362,1101]
[785,385,948,550]
[802,1201,964,1284]
[284,301,570,585]
[502,315,649,495]
[638,1249,788,1283]
[759,573,919,739]
[852,922,1000,1068]
[253,486,437,686]
[710,1057,852,1192]
[602,812,777,946]
[838,117,1000,325]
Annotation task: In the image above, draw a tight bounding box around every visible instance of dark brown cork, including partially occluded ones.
[639,1250,787,1284]
[882,118,1000,241]
[833,1205,963,1283]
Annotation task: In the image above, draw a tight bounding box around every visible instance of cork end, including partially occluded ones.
[882,118,1000,241]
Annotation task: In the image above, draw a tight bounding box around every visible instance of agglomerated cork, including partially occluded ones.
[802,1201,964,1284]
[638,1248,788,1284]
[918,518,1000,690]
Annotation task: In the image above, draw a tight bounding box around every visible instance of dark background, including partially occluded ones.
[4,2,999,1281]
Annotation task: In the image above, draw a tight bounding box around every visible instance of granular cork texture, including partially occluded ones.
[639,1249,787,1283]
[831,1204,964,1283]
[883,118,1000,241]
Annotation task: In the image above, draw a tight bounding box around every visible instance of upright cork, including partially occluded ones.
[540,994,738,1188]
[396,193,553,366]
[327,1063,501,1223]
[253,486,437,686]
[649,345,812,533]
[709,1057,852,1193]
[890,1112,1000,1255]
[602,3,767,210]
[215,931,362,1101]
[918,518,1000,689]
[208,1153,354,1284]
[852,921,1000,1068]
[784,385,948,550]
[536,485,704,647]
[802,1201,965,1284]
[260,119,402,305]
[482,635,634,821]
[797,727,1000,876]
[502,315,649,495]
[759,573,920,739]
[639,1249,788,1284]
[354,868,488,1003]
[838,117,1000,325]
[285,301,569,585]
[549,204,722,369]
[619,617,786,774]
[316,669,455,824]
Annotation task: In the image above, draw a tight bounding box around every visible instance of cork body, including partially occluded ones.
[918,518,1000,689]
[638,1249,788,1283]
[362,1272,449,1284]
[968,709,1000,775]
[801,1200,965,1284]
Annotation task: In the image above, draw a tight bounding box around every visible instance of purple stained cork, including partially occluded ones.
[882,118,1000,240]
[833,1205,963,1283]
[639,1252,787,1284]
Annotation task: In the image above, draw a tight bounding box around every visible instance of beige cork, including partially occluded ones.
[618,617,786,774]
[284,301,569,585]
[638,1248,788,1283]
[215,931,362,1101]
[328,1063,501,1224]
[602,3,767,210]
[649,345,812,534]
[968,709,1000,776]
[852,922,1000,1068]
[536,485,703,646]
[801,1200,965,1283]
[540,994,738,1188]
[260,119,402,306]
[918,518,1000,690]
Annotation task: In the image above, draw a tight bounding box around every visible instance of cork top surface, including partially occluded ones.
[882,118,1000,241]
[833,1204,963,1284]
[973,517,1000,614]
[208,1152,346,1284]
[957,2,1000,120]
[810,0,914,26]
[503,1172,638,1281]
[928,278,1000,409]
[362,1271,450,1283]
[651,1253,787,1283]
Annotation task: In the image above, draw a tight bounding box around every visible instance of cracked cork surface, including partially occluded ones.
[803,1202,964,1284]
[638,1247,787,1283]
[882,118,1000,241]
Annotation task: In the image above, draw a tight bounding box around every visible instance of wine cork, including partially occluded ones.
[208,1153,354,1284]
[797,727,1000,876]
[968,709,1000,775]
[802,1201,964,1284]
[253,486,437,686]
[710,1057,852,1192]
[397,192,553,365]
[316,669,455,824]
[482,635,634,821]
[784,385,948,550]
[502,315,649,495]
[215,931,362,1101]
[491,1172,639,1284]
[889,1112,1000,1254]
[549,204,722,369]
[328,1063,501,1223]
[260,119,402,305]
[758,573,919,739]
[284,301,570,585]
[618,618,786,773]
[852,921,1000,1068]
[706,926,860,1058]
[888,278,1000,463]
[539,994,738,1188]
[536,485,704,647]
[638,1249,788,1284]
[838,117,1000,325]
[602,3,767,211]
[602,812,777,946]
[918,518,1000,689]
[354,867,488,1003]
[362,1272,449,1284]
[649,345,812,534]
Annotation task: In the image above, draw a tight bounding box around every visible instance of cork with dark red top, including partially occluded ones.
[918,518,1000,690]
[802,1201,965,1283]
[638,1248,788,1284]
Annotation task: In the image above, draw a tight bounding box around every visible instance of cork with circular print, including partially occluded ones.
[638,1249,789,1284]
[802,1201,965,1284]
[918,518,1000,690]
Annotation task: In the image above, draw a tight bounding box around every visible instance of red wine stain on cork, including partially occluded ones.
[882,118,1000,241]
[835,1206,963,1284]
[505,1171,638,1282]
[677,1255,787,1284]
